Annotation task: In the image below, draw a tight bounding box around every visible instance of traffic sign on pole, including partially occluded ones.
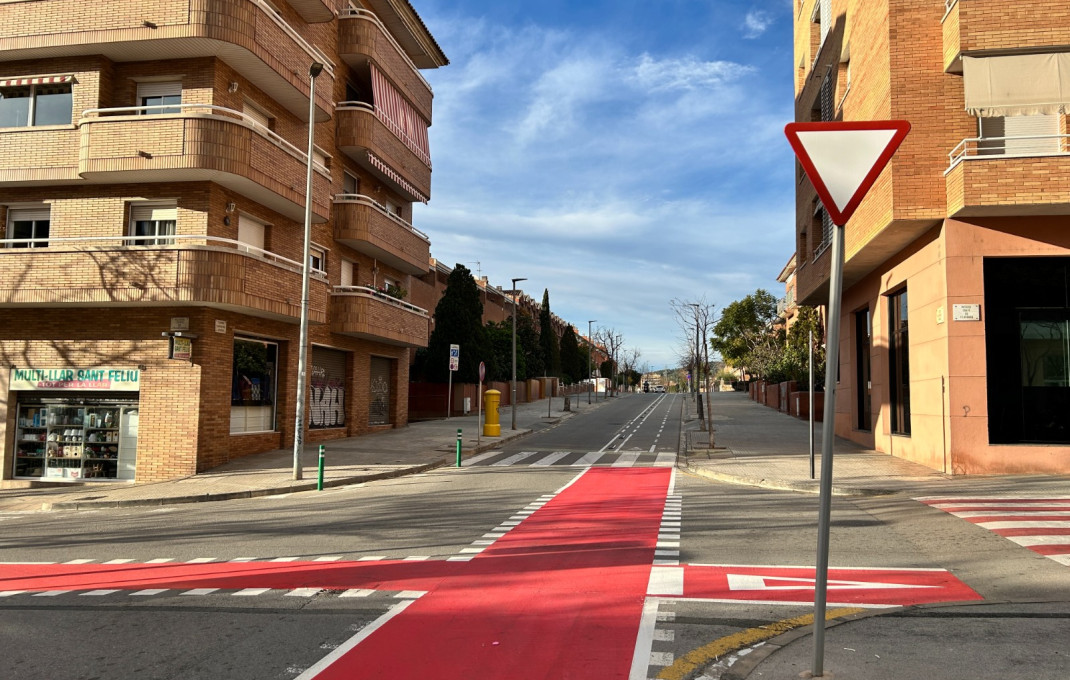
[784,121,910,225]
[785,119,910,679]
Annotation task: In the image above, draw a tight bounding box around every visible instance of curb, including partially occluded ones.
[682,461,898,497]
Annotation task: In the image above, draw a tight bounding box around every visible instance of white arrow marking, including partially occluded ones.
[726,574,939,591]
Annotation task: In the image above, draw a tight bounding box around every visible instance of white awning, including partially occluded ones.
[963,53,1070,117]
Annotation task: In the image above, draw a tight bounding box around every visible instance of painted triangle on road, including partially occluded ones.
[785,120,910,226]
[726,573,938,592]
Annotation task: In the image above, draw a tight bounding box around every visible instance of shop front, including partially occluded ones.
[10,368,140,482]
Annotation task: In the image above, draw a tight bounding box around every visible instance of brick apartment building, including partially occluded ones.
[0,0,448,483]
[793,0,1070,473]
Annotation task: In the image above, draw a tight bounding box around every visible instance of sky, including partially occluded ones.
[412,0,798,371]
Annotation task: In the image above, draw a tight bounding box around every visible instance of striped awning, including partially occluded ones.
[370,64,431,167]
[367,152,429,203]
[0,75,73,88]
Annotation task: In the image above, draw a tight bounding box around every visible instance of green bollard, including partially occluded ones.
[317,444,325,490]
[456,428,462,467]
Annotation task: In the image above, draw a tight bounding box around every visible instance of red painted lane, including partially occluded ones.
[963,515,1070,524]
[312,467,670,680]
[656,565,981,606]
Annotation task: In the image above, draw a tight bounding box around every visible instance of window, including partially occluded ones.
[819,72,834,122]
[243,101,272,130]
[312,148,329,171]
[5,207,50,247]
[384,199,402,218]
[977,113,1060,156]
[136,81,181,115]
[0,81,72,127]
[888,288,911,435]
[855,308,871,431]
[310,246,326,274]
[230,338,278,434]
[237,214,266,254]
[340,259,355,287]
[129,203,177,246]
[812,202,832,257]
[342,171,359,195]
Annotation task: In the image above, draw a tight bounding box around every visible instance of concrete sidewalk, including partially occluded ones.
[682,391,1070,497]
[0,393,606,512]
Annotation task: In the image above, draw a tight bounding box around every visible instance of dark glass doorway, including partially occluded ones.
[855,308,872,430]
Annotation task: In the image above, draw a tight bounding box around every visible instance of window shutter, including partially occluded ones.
[1004,113,1060,154]
[8,207,50,223]
[820,0,832,44]
[243,101,271,129]
[340,259,354,287]
[136,81,181,100]
[130,204,177,222]
[237,215,266,252]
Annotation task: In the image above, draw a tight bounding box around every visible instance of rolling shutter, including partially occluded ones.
[309,347,346,429]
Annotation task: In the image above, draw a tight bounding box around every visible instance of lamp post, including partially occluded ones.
[292,61,324,481]
[511,277,526,430]
[587,319,596,404]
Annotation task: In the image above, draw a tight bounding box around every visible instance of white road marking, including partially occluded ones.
[131,589,169,596]
[234,588,272,596]
[613,451,642,467]
[571,451,604,467]
[648,566,685,595]
[287,588,323,597]
[339,589,375,598]
[462,450,504,466]
[492,451,542,466]
[182,588,219,595]
[629,598,661,680]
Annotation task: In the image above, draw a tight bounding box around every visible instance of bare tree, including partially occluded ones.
[594,327,625,397]
[618,346,642,393]
[670,297,716,447]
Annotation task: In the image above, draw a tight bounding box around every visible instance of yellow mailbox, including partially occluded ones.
[483,389,501,437]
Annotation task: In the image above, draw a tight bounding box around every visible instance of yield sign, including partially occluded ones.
[784,120,910,225]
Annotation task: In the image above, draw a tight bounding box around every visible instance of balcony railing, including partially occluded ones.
[335,103,431,201]
[948,134,1070,169]
[332,193,430,274]
[330,285,430,347]
[334,193,429,239]
[338,7,432,92]
[79,104,331,221]
[0,234,328,321]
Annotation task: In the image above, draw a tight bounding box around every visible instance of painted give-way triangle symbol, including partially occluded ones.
[785,121,910,226]
[727,573,938,592]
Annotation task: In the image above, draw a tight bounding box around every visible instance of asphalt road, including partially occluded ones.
[2,392,1068,679]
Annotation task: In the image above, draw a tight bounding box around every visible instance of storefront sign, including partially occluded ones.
[10,368,141,391]
[170,337,193,361]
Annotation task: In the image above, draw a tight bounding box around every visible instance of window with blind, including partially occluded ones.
[237,214,266,254]
[5,206,50,247]
[136,82,181,115]
[129,203,176,245]
[978,113,1061,156]
[0,78,72,127]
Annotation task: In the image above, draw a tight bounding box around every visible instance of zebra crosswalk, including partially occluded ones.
[463,449,677,468]
[918,496,1070,567]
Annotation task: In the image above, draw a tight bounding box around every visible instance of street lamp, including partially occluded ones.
[511,277,526,430]
[292,61,324,481]
[587,320,596,404]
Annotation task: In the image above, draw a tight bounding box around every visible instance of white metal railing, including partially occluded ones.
[945,0,958,15]
[0,233,328,278]
[332,285,429,316]
[79,104,330,176]
[336,100,432,168]
[338,7,432,91]
[332,193,430,241]
[253,0,335,75]
[947,134,1070,170]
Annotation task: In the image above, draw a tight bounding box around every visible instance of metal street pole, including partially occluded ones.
[511,277,526,430]
[588,319,596,404]
[292,61,323,482]
[813,221,845,677]
[809,328,815,480]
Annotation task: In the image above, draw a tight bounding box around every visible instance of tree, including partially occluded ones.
[537,289,560,377]
[517,309,542,380]
[558,325,584,384]
[483,320,514,383]
[422,264,489,383]
[595,327,625,396]
[711,289,780,377]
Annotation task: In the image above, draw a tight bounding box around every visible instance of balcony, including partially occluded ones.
[0,235,329,323]
[946,135,1070,216]
[338,7,433,122]
[0,0,335,121]
[333,194,430,275]
[943,0,1070,73]
[78,105,330,223]
[330,286,429,347]
[0,127,80,185]
[336,103,431,202]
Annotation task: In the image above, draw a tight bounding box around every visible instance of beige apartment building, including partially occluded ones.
[793,0,1070,474]
[0,0,448,483]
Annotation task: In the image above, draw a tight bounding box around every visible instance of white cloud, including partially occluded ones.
[743,10,773,39]
[631,53,754,92]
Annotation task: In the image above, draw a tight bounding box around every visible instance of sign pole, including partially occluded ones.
[809,329,815,480]
[812,220,844,678]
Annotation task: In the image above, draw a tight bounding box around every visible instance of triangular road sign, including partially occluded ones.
[785,121,910,226]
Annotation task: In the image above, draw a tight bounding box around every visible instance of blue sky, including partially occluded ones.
[412,0,798,371]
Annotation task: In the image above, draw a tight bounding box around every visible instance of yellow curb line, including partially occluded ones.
[656,607,865,680]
